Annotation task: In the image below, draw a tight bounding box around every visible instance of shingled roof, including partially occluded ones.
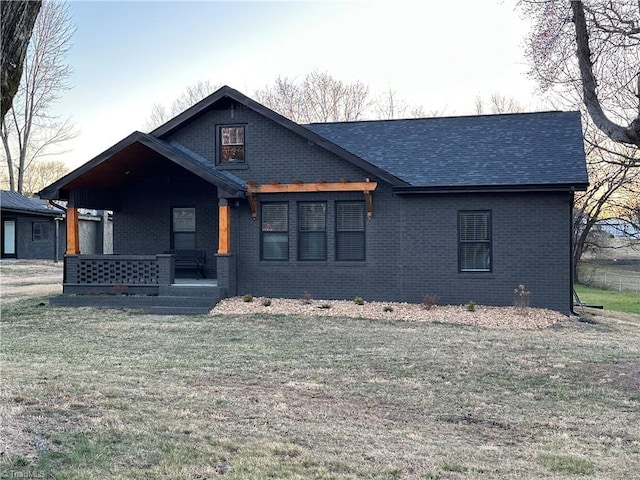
[306,111,589,192]
[0,190,61,216]
[39,132,247,201]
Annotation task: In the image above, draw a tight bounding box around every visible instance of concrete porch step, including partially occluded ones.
[159,284,219,297]
[49,289,221,315]
[146,295,219,309]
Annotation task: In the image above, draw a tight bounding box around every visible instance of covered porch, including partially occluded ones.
[40,132,245,313]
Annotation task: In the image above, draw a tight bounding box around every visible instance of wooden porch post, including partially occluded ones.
[66,206,80,254]
[218,200,231,255]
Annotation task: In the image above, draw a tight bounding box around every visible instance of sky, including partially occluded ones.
[56,0,540,170]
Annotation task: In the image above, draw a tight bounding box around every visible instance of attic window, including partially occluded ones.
[219,125,245,163]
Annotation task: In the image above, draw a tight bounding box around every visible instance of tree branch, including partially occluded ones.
[572,0,640,146]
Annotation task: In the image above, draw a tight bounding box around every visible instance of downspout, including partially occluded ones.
[569,188,577,316]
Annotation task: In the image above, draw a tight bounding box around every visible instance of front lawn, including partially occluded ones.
[1,299,639,479]
[574,284,640,315]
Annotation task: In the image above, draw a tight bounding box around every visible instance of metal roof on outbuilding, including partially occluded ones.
[0,190,61,216]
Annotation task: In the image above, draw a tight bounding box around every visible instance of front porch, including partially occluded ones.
[50,252,236,315]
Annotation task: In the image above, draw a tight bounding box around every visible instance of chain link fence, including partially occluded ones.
[578,266,640,294]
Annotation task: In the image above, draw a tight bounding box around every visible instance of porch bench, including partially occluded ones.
[165,249,206,279]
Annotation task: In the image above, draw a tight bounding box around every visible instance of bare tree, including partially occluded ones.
[255,71,427,123]
[573,118,640,281]
[375,88,425,119]
[1,0,42,119]
[145,80,220,131]
[255,71,371,123]
[1,0,75,193]
[518,0,640,147]
[21,158,68,196]
[474,93,526,115]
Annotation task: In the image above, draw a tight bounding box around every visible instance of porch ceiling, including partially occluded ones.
[40,132,247,204]
[62,143,172,192]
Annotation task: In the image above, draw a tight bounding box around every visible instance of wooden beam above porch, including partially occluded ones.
[247,180,377,194]
[246,179,377,220]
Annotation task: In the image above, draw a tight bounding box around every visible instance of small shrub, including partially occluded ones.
[319,303,332,309]
[242,293,253,303]
[354,296,364,305]
[422,293,440,310]
[514,284,532,309]
[301,291,313,305]
[383,305,394,313]
[262,298,271,307]
[466,300,476,312]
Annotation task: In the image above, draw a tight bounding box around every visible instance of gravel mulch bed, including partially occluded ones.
[211,296,569,330]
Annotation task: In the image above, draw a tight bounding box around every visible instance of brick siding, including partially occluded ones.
[111,102,575,314]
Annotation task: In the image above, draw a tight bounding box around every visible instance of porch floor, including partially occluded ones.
[172,278,218,287]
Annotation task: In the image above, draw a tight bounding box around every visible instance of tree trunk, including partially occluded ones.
[571,0,640,147]
[1,0,42,119]
[1,120,15,190]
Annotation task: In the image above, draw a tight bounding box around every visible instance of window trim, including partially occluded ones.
[171,206,196,250]
[458,210,492,273]
[217,124,246,165]
[32,221,50,242]
[335,201,366,261]
[260,202,289,261]
[297,201,327,261]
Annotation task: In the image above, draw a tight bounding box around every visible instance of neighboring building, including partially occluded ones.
[598,217,639,238]
[1,190,65,260]
[39,86,588,314]
[1,190,111,260]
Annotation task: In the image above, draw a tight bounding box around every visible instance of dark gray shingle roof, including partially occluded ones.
[0,190,60,215]
[305,111,588,189]
[160,140,246,192]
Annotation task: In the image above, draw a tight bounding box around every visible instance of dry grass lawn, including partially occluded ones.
[1,293,639,479]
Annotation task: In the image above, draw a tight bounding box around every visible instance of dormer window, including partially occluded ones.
[219,125,245,163]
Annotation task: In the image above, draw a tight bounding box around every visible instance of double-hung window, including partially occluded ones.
[219,125,245,163]
[172,207,196,250]
[459,211,491,272]
[298,202,326,261]
[32,222,50,242]
[261,203,288,260]
[336,202,365,261]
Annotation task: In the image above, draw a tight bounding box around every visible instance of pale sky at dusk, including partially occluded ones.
[58,0,541,169]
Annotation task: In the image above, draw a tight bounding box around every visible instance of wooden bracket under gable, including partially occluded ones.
[246,179,377,220]
[247,189,258,220]
[364,190,373,219]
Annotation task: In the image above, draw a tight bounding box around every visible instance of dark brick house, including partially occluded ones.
[1,190,112,260]
[1,190,65,260]
[40,86,588,314]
